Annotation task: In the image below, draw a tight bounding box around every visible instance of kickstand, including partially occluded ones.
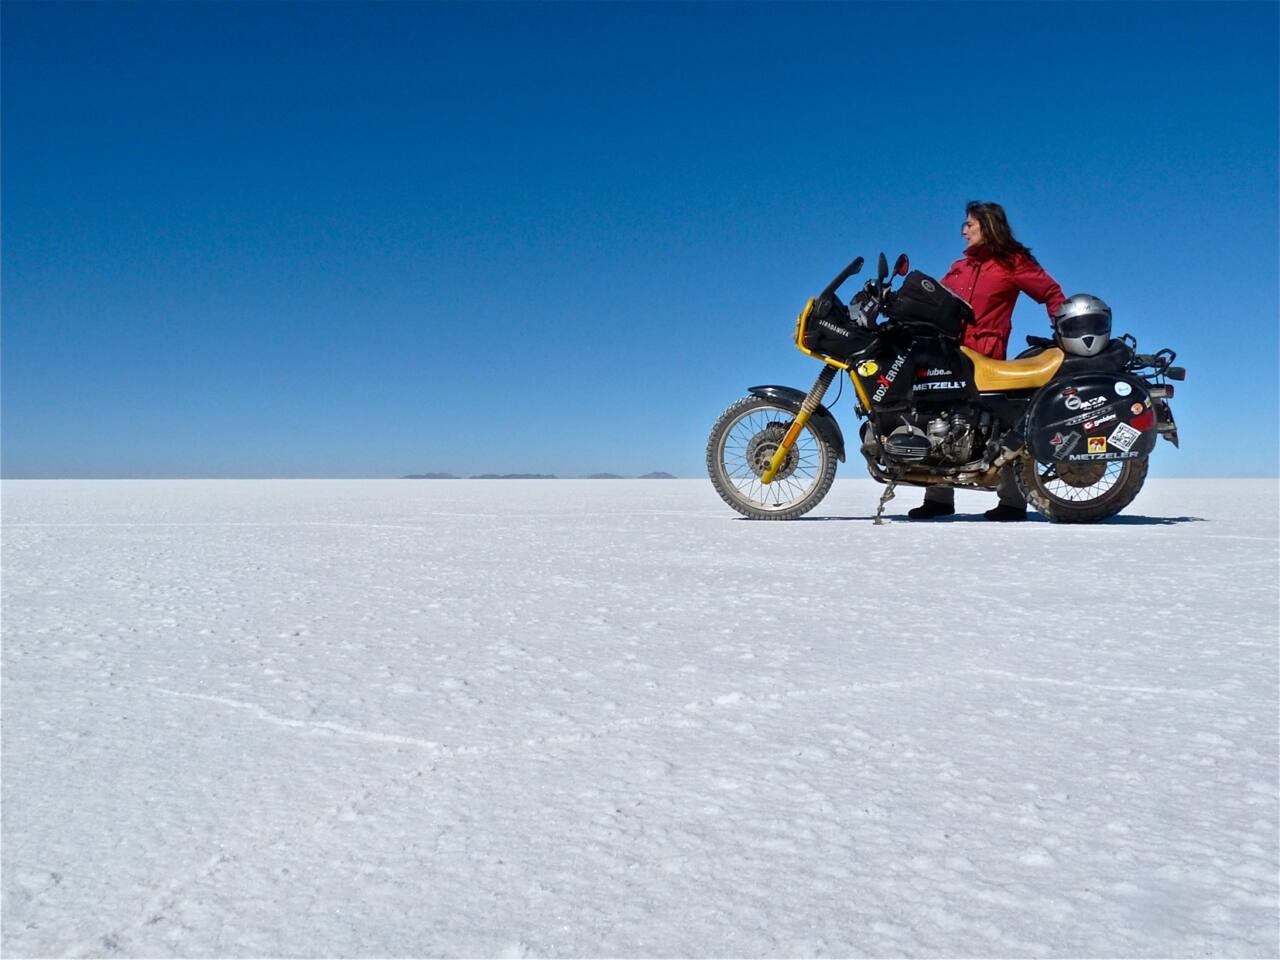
[874,481,897,526]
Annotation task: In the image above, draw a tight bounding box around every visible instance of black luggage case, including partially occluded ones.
[887,271,974,340]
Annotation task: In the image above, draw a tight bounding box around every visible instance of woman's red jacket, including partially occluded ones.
[940,244,1067,360]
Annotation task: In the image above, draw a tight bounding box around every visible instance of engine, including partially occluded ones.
[879,406,986,465]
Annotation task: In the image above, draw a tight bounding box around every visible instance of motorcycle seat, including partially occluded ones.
[961,346,1065,392]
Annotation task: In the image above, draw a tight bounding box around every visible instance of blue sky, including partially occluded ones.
[3,1,1276,478]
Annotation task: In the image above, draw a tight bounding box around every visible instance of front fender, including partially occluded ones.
[748,385,846,462]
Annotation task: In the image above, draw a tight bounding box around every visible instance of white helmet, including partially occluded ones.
[1053,294,1112,357]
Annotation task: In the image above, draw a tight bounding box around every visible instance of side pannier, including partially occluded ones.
[886,271,973,340]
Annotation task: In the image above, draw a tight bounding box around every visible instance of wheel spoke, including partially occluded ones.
[1035,459,1124,506]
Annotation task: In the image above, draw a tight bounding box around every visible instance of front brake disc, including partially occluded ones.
[745,422,798,481]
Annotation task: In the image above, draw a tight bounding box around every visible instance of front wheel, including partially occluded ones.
[1016,454,1149,523]
[706,396,838,520]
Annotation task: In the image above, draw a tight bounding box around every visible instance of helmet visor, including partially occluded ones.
[1057,313,1110,339]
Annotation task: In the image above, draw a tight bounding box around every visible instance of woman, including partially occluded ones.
[908,201,1067,522]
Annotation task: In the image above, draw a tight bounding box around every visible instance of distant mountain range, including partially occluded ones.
[401,472,678,480]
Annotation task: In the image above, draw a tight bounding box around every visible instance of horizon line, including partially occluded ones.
[3,475,1278,482]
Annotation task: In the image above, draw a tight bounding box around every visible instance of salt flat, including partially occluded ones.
[2,478,1277,958]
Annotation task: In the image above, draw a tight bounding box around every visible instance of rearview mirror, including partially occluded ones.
[877,253,888,283]
[893,254,909,277]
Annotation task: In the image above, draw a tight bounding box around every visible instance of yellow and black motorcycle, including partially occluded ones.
[706,253,1184,522]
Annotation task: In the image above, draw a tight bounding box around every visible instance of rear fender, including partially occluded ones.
[748,385,846,462]
[1026,373,1158,463]
[1154,398,1179,447]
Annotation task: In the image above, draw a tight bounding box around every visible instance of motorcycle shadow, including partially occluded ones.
[780,514,1207,525]
[1088,514,1207,526]
[774,512,1052,523]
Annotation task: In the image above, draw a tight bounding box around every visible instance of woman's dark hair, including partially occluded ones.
[966,201,1034,263]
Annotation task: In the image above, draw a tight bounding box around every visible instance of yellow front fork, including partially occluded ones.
[760,410,813,484]
[760,366,837,484]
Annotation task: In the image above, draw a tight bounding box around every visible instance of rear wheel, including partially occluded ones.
[1016,454,1148,523]
[706,396,838,520]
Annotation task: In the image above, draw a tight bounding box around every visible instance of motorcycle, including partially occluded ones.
[706,253,1185,523]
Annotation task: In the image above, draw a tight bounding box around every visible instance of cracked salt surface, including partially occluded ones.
[2,478,1277,957]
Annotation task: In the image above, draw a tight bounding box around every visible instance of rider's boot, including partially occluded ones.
[984,504,1027,522]
[908,501,956,520]
[984,464,1027,521]
[908,486,955,520]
